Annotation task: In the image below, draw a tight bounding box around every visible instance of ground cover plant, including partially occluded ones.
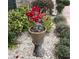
[55,25,70,59]
[54,21,70,59]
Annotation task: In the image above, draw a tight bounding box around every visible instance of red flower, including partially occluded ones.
[31,16,39,22]
[26,11,34,17]
[26,6,46,23]
[32,6,40,12]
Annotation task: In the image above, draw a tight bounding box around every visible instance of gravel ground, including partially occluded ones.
[8,24,59,59]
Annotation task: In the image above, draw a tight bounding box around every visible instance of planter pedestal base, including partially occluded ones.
[33,44,45,57]
[29,27,46,57]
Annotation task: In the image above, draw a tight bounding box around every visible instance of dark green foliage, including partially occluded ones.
[56,0,70,13]
[56,44,70,57]
[38,0,49,8]
[31,0,54,14]
[32,0,49,8]
[60,38,70,47]
[54,0,70,58]
[56,0,70,6]
[55,24,70,39]
[55,24,70,58]
[56,3,64,13]
[62,0,70,6]
[8,5,29,48]
[8,32,17,47]
[54,14,66,24]
[55,37,70,58]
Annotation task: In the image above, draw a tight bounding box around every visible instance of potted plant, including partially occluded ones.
[31,0,54,15]
[26,6,47,45]
[25,5,49,57]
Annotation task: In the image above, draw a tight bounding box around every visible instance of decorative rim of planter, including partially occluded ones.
[28,27,47,34]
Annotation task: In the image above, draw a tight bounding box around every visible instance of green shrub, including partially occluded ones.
[43,15,54,32]
[56,3,64,13]
[56,0,70,13]
[62,0,70,6]
[54,14,66,24]
[8,5,30,48]
[55,38,70,59]
[55,24,70,59]
[60,38,70,47]
[56,44,70,58]
[55,24,70,39]
[55,38,70,58]
[56,0,70,6]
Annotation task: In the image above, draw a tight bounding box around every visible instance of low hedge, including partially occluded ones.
[56,0,70,13]
[55,24,70,59]
[60,38,70,47]
[8,5,30,48]
[56,44,70,58]
[53,14,67,24]
[56,0,70,6]
[55,24,70,39]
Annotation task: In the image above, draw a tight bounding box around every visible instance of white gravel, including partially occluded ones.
[8,25,59,59]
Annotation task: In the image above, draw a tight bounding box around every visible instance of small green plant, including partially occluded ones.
[8,5,30,48]
[54,14,67,24]
[54,1,70,57]
[56,0,70,6]
[56,44,70,58]
[60,38,70,47]
[56,3,64,13]
[55,24,70,39]
[56,0,70,13]
[55,24,70,59]
[43,15,54,32]
[55,37,70,59]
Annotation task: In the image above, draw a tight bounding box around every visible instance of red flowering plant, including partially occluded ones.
[31,0,49,13]
[26,6,46,32]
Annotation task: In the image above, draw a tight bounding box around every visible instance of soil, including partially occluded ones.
[30,27,45,32]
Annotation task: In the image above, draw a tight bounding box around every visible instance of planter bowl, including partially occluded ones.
[29,27,46,45]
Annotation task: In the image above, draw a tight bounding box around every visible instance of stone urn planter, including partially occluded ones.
[25,4,49,57]
[29,27,46,45]
[29,27,46,57]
